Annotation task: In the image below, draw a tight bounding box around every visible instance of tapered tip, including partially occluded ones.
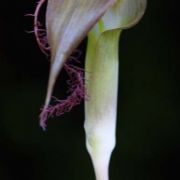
[39,53,66,129]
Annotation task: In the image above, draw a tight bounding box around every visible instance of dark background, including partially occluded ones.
[0,1,180,180]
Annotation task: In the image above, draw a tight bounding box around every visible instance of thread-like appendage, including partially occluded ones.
[39,63,86,130]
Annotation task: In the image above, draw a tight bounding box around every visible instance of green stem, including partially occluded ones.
[84,29,121,180]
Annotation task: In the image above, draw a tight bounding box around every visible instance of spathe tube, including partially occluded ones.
[84,0,147,180]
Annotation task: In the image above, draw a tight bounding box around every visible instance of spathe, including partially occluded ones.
[44,0,116,110]
[84,1,147,180]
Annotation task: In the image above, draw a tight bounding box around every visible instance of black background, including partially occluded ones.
[0,1,180,180]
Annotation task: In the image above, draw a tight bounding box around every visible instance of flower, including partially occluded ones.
[32,0,147,179]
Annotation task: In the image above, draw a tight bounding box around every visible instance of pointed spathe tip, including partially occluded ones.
[39,53,66,129]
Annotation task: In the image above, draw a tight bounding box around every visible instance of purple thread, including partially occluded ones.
[34,0,50,55]
[39,63,86,130]
[25,0,50,55]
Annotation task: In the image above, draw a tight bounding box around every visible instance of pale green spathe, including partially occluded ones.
[84,1,147,180]
[85,30,121,180]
